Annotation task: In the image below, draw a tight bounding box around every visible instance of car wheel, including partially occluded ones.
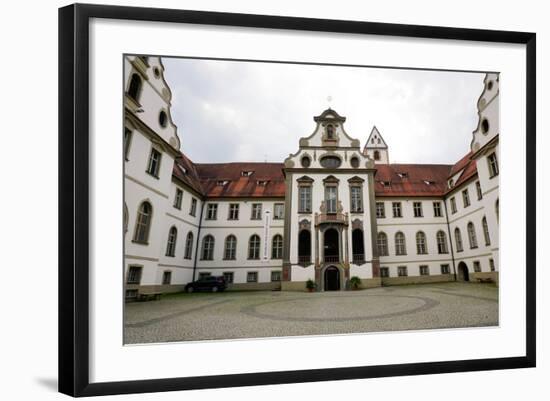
[187,287,194,293]
[212,286,218,293]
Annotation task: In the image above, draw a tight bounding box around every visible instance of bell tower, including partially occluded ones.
[362,126,389,164]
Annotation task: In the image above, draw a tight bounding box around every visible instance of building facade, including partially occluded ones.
[123,55,500,298]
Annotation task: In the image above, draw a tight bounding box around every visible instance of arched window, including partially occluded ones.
[436,230,448,254]
[184,232,193,260]
[123,203,129,234]
[133,201,152,243]
[482,216,491,246]
[352,229,365,262]
[377,232,388,256]
[455,227,464,252]
[127,73,142,102]
[224,235,237,260]
[326,124,335,139]
[373,150,380,161]
[201,235,215,260]
[272,234,283,259]
[298,230,311,264]
[165,226,177,257]
[495,198,499,223]
[467,222,478,249]
[416,231,427,254]
[248,234,261,260]
[395,232,406,255]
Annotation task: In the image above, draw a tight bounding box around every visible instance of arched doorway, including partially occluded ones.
[324,228,339,263]
[458,262,470,282]
[324,266,340,291]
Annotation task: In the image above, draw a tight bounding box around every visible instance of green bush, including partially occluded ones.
[350,276,362,290]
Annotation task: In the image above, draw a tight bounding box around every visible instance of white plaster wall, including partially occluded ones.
[291,265,315,281]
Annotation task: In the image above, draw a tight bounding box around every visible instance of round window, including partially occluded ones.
[159,110,168,128]
[481,118,489,134]
[319,155,342,169]
[350,156,360,168]
[487,80,493,90]
[301,156,311,168]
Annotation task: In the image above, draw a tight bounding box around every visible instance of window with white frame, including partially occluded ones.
[467,222,478,248]
[462,189,470,208]
[419,265,429,275]
[376,202,385,218]
[162,271,172,285]
[489,259,496,271]
[272,234,283,259]
[377,232,388,256]
[440,264,450,274]
[476,181,483,200]
[251,203,262,220]
[299,186,312,213]
[127,265,142,284]
[392,202,402,218]
[201,235,215,260]
[350,186,363,213]
[473,261,481,272]
[223,272,234,284]
[450,197,457,214]
[436,230,448,254]
[124,128,132,160]
[273,203,284,220]
[482,216,491,246]
[184,232,193,259]
[248,235,261,259]
[433,201,442,217]
[228,203,239,220]
[198,272,211,280]
[224,235,237,260]
[189,198,197,216]
[395,232,407,255]
[380,267,389,277]
[398,266,408,277]
[487,152,499,178]
[165,226,177,257]
[173,188,183,209]
[416,231,427,254]
[247,271,258,283]
[325,186,338,213]
[271,271,282,282]
[413,202,423,217]
[146,147,162,177]
[206,203,218,220]
[455,227,464,252]
[133,201,152,244]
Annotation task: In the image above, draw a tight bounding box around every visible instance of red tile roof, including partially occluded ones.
[172,151,477,199]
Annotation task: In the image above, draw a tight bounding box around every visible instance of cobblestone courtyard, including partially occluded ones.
[124,282,498,344]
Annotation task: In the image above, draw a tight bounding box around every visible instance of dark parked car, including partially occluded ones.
[184,276,226,293]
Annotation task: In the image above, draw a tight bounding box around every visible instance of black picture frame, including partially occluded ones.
[58,3,536,397]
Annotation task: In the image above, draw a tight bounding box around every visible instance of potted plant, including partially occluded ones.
[306,279,316,292]
[350,276,362,290]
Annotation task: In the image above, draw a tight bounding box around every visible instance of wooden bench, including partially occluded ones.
[138,292,162,301]
[476,278,493,283]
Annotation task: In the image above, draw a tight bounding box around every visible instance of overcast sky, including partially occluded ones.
[162,57,486,165]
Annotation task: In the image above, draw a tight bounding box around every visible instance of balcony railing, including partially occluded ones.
[352,254,365,264]
[324,255,340,263]
[315,212,348,226]
[298,255,311,265]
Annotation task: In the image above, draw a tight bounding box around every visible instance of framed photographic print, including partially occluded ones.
[58,3,536,397]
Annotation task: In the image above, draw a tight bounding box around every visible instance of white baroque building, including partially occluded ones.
[124,55,500,298]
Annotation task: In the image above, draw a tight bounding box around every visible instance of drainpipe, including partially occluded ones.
[192,199,206,282]
[443,199,457,281]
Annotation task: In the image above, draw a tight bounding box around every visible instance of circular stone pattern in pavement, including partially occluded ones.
[241,294,440,323]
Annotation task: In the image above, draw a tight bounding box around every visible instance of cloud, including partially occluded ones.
[162,57,485,165]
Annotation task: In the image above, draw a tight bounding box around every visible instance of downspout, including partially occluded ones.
[443,199,457,281]
[192,200,206,282]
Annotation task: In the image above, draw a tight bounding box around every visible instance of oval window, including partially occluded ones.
[481,118,489,134]
[320,155,341,169]
[301,156,311,168]
[350,156,360,168]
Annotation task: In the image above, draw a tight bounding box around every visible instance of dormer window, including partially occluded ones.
[326,124,335,139]
[257,180,268,186]
[216,180,229,186]
[397,172,408,179]
[448,179,454,188]
[380,181,391,187]
[241,171,253,177]
[177,164,187,175]
[424,180,434,185]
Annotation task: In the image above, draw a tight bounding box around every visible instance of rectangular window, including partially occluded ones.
[398,266,408,277]
[392,202,402,218]
[413,202,423,217]
[350,186,363,213]
[473,261,481,272]
[124,128,132,160]
[189,198,197,216]
[441,264,450,274]
[476,181,483,200]
[273,203,285,219]
[489,259,495,272]
[376,202,385,218]
[173,188,183,209]
[206,203,218,220]
[127,265,142,284]
[462,189,470,208]
[162,271,172,285]
[247,272,258,283]
[223,272,234,284]
[271,271,282,282]
[325,186,338,213]
[198,272,211,280]
[298,186,312,213]
[251,203,262,220]
[146,148,162,177]
[450,197,457,214]
[487,152,499,178]
[380,267,389,278]
[228,203,239,220]
[433,202,442,217]
[420,265,430,276]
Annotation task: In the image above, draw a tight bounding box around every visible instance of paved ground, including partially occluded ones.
[124,282,498,344]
